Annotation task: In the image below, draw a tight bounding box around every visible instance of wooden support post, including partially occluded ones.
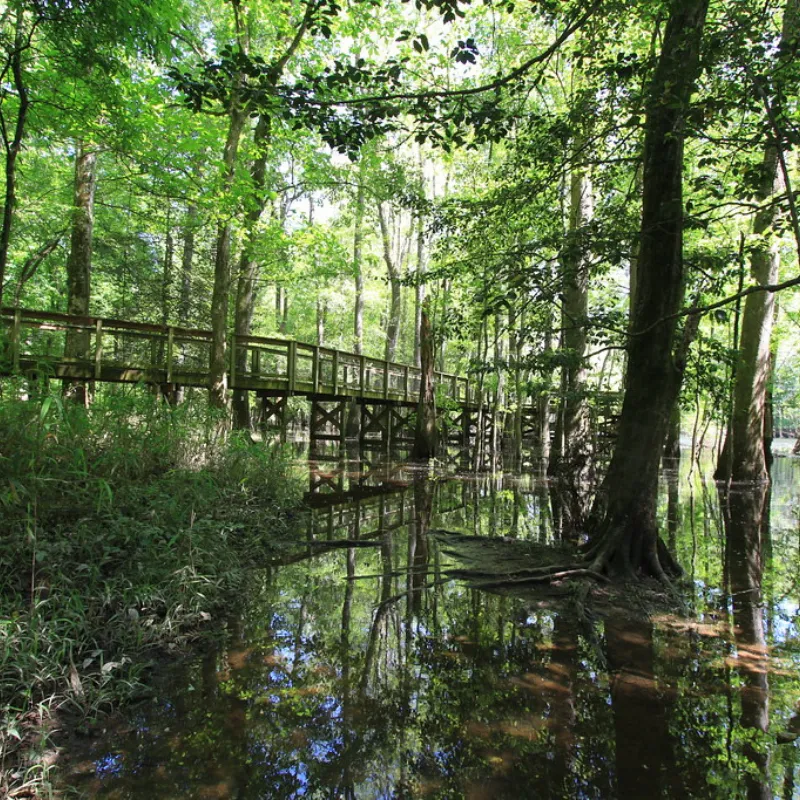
[166,326,174,383]
[94,319,103,380]
[11,308,21,372]
[287,341,297,395]
[451,375,457,401]
[332,350,339,395]
[312,345,320,393]
[403,365,409,402]
[462,408,471,448]
[229,334,237,389]
[359,355,366,396]
[339,400,347,445]
[252,348,261,377]
[383,360,390,399]
[385,405,393,450]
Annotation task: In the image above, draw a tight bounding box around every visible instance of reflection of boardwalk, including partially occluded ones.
[303,462,468,545]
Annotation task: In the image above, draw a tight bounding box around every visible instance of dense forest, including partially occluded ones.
[2,0,800,795]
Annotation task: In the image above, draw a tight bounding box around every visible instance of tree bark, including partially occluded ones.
[208,100,247,410]
[413,302,437,459]
[232,114,271,430]
[552,159,594,529]
[352,175,365,356]
[63,140,98,406]
[414,212,425,367]
[586,0,709,580]
[179,201,197,327]
[0,8,31,309]
[378,202,401,362]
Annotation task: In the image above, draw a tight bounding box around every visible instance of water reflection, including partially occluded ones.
[62,452,800,798]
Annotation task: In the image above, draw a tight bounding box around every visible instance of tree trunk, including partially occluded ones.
[413,302,437,459]
[352,176,365,356]
[414,213,426,367]
[586,0,709,580]
[0,8,30,310]
[316,297,326,346]
[378,202,401,362]
[63,140,98,406]
[552,160,594,530]
[161,213,174,327]
[208,100,247,410]
[179,201,197,326]
[664,403,681,462]
[232,114,271,430]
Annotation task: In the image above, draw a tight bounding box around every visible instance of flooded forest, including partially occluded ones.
[2,0,800,797]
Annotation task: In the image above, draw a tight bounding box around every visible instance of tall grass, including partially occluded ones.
[0,383,302,795]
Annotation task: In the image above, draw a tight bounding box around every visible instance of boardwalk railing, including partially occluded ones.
[0,307,476,406]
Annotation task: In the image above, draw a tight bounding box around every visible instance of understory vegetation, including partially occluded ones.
[0,385,302,793]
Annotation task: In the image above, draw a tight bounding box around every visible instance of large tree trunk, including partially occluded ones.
[63,140,98,406]
[717,0,797,482]
[232,114,271,430]
[586,0,709,580]
[0,8,30,310]
[413,302,437,459]
[729,6,796,481]
[378,202,401,362]
[208,100,247,410]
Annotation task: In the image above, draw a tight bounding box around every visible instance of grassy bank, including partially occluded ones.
[0,385,303,795]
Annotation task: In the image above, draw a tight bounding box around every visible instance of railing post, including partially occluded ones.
[383,360,389,399]
[252,347,261,377]
[11,308,21,372]
[312,345,320,393]
[451,374,457,401]
[166,326,174,383]
[94,319,103,380]
[229,334,237,389]
[403,365,409,402]
[287,340,297,395]
[359,355,366,396]
[332,350,339,395]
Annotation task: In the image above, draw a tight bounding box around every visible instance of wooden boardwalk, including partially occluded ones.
[1,307,621,447]
[0,307,474,405]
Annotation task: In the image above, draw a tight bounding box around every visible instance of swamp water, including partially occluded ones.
[61,449,800,799]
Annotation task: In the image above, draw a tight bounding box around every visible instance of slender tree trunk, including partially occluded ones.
[316,298,326,345]
[161,212,174,328]
[664,403,681,461]
[63,140,98,406]
[414,213,425,367]
[352,176,365,356]
[232,114,271,430]
[0,9,30,310]
[413,302,437,459]
[378,203,401,362]
[208,100,247,410]
[179,201,196,326]
[552,159,594,530]
[586,0,709,580]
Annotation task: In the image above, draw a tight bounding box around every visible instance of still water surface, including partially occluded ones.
[63,449,800,798]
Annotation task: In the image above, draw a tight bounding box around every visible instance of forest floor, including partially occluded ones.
[0,388,304,798]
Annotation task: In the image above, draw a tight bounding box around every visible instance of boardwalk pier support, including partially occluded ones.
[310,399,348,444]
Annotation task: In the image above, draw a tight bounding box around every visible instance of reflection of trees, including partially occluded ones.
[722,484,772,800]
[605,612,677,797]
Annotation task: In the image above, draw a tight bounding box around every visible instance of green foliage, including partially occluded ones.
[0,388,302,789]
